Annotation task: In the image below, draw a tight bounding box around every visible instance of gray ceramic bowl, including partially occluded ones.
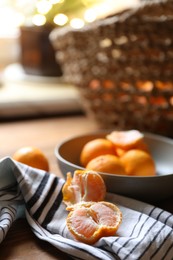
[55,132,173,202]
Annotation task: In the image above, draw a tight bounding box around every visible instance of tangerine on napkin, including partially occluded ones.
[0,157,173,260]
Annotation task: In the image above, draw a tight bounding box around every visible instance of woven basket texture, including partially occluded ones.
[50,0,173,137]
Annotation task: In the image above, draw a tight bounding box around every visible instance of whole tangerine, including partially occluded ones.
[12,146,49,172]
[120,149,156,176]
[80,138,116,167]
[86,154,126,175]
[115,139,150,157]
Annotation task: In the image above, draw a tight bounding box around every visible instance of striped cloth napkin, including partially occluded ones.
[0,157,173,260]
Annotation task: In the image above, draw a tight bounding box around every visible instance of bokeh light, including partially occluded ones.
[36,0,52,15]
[32,14,46,26]
[54,13,68,26]
[70,18,85,29]
[84,9,97,23]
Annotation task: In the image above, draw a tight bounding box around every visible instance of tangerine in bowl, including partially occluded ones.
[55,131,173,202]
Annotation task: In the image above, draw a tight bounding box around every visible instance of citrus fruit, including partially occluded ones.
[12,146,49,171]
[115,139,150,157]
[106,130,145,150]
[66,201,122,244]
[80,138,116,167]
[86,154,126,175]
[62,170,106,207]
[120,149,156,176]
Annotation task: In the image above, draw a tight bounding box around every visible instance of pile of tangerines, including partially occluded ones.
[11,130,156,245]
[61,130,157,245]
[80,130,156,176]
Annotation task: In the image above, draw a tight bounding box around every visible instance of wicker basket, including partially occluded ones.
[50,0,173,137]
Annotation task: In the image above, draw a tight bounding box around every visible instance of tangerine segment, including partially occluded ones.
[62,170,106,207]
[66,201,122,244]
[12,146,49,171]
[120,149,156,176]
[106,130,144,150]
[80,138,116,167]
[86,154,126,175]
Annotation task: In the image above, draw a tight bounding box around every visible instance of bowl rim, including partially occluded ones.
[55,131,173,179]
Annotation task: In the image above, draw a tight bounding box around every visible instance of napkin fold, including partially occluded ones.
[0,157,173,260]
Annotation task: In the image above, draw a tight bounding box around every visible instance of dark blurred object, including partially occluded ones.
[50,0,173,138]
[19,26,62,77]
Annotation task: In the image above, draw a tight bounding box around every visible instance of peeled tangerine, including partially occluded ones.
[106,129,150,156]
[62,170,106,207]
[63,170,122,244]
[66,201,122,245]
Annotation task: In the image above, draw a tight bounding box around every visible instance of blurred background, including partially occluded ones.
[0,0,138,120]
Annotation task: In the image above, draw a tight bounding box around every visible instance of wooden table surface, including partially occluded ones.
[0,114,172,259]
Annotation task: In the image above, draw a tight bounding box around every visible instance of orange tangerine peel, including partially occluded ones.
[66,201,122,244]
[62,170,106,207]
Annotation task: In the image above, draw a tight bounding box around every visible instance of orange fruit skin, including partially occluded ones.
[106,130,145,150]
[12,146,49,172]
[80,138,116,167]
[120,149,156,176]
[66,201,122,244]
[62,170,106,207]
[115,139,150,157]
[86,154,126,175]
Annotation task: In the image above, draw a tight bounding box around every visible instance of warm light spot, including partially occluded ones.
[155,81,173,91]
[70,18,84,29]
[112,49,121,58]
[170,96,173,105]
[36,0,52,15]
[50,0,64,3]
[150,96,167,107]
[89,79,101,90]
[92,0,140,19]
[54,13,68,26]
[136,81,153,92]
[103,80,114,89]
[32,14,46,26]
[0,9,25,33]
[114,36,128,45]
[84,9,97,23]
[13,12,25,27]
[134,96,147,105]
[100,38,112,48]
[94,2,113,17]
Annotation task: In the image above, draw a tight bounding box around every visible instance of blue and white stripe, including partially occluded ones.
[0,157,173,259]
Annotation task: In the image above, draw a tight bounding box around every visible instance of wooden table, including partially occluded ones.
[0,114,172,259]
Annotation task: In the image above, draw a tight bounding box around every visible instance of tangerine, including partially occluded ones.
[66,201,122,244]
[80,138,116,167]
[115,139,150,157]
[106,130,145,150]
[86,154,126,175]
[12,146,49,172]
[120,149,156,176]
[62,170,106,207]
